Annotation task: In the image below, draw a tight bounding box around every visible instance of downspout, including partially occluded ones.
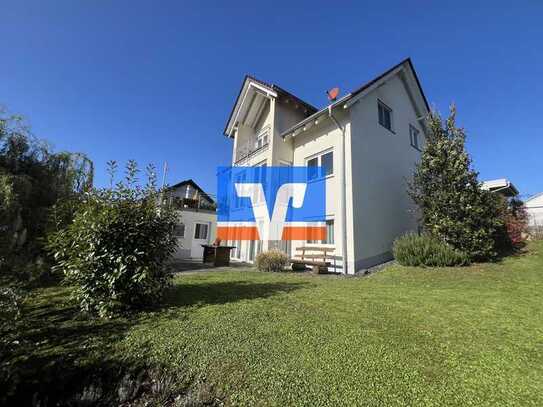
[328,106,349,275]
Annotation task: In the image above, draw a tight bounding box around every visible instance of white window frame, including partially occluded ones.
[174,223,185,238]
[409,124,421,151]
[255,126,270,150]
[194,222,209,240]
[307,217,335,246]
[305,148,334,180]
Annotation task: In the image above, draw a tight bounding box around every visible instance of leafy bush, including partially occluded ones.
[504,198,529,247]
[48,161,178,317]
[393,233,470,267]
[0,285,25,355]
[0,286,24,322]
[255,249,289,272]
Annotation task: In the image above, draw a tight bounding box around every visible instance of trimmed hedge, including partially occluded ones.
[393,233,470,267]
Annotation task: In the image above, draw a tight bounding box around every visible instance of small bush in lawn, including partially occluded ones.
[393,233,470,267]
[255,249,289,272]
[47,161,178,317]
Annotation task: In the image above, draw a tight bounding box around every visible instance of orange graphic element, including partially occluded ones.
[217,226,260,240]
[281,226,326,241]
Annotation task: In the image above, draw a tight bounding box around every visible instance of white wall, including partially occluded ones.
[229,96,311,263]
[348,73,424,270]
[173,209,217,259]
[526,194,543,228]
[272,99,308,165]
[290,111,351,272]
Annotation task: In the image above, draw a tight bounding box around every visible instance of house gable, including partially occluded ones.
[168,179,215,206]
[224,75,317,138]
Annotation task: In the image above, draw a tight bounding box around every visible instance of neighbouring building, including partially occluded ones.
[167,179,217,259]
[525,193,543,231]
[222,58,430,274]
[481,178,519,197]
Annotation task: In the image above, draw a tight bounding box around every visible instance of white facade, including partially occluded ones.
[172,208,216,259]
[525,193,543,229]
[223,59,429,273]
[167,180,217,259]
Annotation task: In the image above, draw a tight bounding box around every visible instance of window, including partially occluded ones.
[409,125,421,151]
[174,223,185,238]
[255,128,269,149]
[321,151,333,176]
[194,223,209,239]
[306,150,333,180]
[307,219,334,244]
[324,219,334,244]
[378,100,393,131]
[235,240,241,258]
[307,156,319,180]
[254,162,267,203]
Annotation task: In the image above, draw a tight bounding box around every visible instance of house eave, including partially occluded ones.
[280,94,353,139]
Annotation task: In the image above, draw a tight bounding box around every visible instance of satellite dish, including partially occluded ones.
[327,87,339,101]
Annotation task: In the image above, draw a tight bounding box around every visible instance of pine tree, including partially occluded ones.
[408,106,504,261]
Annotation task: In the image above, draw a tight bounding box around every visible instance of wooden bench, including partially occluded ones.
[289,246,336,274]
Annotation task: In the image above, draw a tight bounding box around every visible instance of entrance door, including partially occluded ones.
[190,222,210,258]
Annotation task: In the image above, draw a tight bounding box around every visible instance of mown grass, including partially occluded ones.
[3,242,543,406]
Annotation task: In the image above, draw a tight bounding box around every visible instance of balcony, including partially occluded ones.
[234,126,270,165]
[170,197,216,212]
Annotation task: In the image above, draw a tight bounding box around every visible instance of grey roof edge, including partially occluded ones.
[279,58,429,139]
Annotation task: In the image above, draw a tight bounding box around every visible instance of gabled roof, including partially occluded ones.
[350,58,430,111]
[280,58,430,139]
[168,179,215,204]
[224,75,318,137]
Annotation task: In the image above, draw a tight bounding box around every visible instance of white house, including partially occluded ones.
[167,179,217,259]
[223,58,430,274]
[525,193,543,230]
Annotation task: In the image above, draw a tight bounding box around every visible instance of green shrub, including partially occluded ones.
[393,233,470,267]
[408,107,505,261]
[47,161,178,317]
[255,249,289,272]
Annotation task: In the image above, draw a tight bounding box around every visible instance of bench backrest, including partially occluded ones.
[295,246,334,263]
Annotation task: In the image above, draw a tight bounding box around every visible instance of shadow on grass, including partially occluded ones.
[1,279,308,404]
[491,243,531,264]
[0,285,137,406]
[163,280,309,308]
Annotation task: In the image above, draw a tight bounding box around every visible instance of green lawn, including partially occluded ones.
[3,242,543,406]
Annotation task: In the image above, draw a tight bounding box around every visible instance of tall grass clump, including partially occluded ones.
[393,233,470,267]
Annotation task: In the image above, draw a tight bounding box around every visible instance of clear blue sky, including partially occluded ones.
[1,1,542,198]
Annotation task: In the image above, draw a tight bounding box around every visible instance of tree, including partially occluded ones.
[408,106,505,261]
[47,161,178,317]
[0,107,93,276]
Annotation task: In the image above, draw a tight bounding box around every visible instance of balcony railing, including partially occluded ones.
[235,142,269,165]
[234,126,271,165]
[170,197,216,212]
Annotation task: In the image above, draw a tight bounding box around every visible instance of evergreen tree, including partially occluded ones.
[408,106,504,260]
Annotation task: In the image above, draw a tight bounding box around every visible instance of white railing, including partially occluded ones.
[234,126,271,164]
